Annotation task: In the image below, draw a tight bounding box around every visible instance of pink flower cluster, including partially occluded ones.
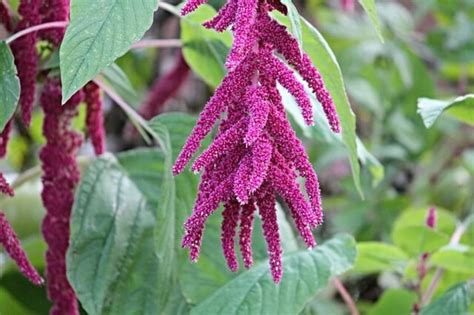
[84,82,106,155]
[40,79,83,315]
[177,0,340,282]
[39,0,69,45]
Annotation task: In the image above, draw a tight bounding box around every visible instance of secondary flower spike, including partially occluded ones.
[0,212,44,286]
[10,0,42,126]
[176,0,340,283]
[40,79,83,315]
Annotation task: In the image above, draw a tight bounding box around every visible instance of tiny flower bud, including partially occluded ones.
[426,207,437,229]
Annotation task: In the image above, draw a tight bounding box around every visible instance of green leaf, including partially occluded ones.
[391,207,457,256]
[279,0,303,49]
[147,113,204,309]
[430,246,474,275]
[180,4,232,88]
[420,282,472,315]
[60,0,159,103]
[417,94,474,128]
[67,154,160,315]
[190,234,356,315]
[358,0,384,43]
[368,289,417,315]
[356,138,384,186]
[0,41,20,131]
[354,242,409,274]
[101,63,139,105]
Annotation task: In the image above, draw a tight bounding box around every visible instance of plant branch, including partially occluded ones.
[93,78,156,144]
[131,39,181,49]
[5,21,68,44]
[421,216,473,305]
[158,2,181,16]
[333,277,360,315]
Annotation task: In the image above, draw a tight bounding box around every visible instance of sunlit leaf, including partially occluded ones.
[420,282,472,315]
[358,0,384,43]
[60,0,159,102]
[417,94,474,128]
[0,41,20,131]
[190,234,356,315]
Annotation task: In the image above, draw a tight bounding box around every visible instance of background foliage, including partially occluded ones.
[0,0,473,314]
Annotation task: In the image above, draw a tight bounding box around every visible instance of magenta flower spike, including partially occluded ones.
[84,82,106,155]
[40,79,83,315]
[39,0,69,45]
[0,173,14,197]
[426,207,437,229]
[0,120,12,159]
[221,200,240,271]
[203,0,237,31]
[0,212,44,286]
[178,0,340,283]
[239,201,256,268]
[10,0,42,127]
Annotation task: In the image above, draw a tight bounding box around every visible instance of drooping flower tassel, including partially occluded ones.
[177,0,340,283]
[0,212,44,285]
[84,82,106,155]
[39,0,70,45]
[40,79,83,315]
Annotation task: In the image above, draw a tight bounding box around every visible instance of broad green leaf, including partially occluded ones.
[358,0,384,43]
[420,282,472,315]
[368,289,417,315]
[0,41,20,131]
[180,5,232,88]
[417,94,474,128]
[392,226,449,256]
[392,207,457,236]
[0,274,50,315]
[101,63,139,105]
[354,242,409,274]
[67,155,159,315]
[430,246,474,275]
[60,0,159,103]
[280,0,303,49]
[147,113,203,309]
[391,207,457,255]
[190,234,356,315]
[0,288,35,315]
